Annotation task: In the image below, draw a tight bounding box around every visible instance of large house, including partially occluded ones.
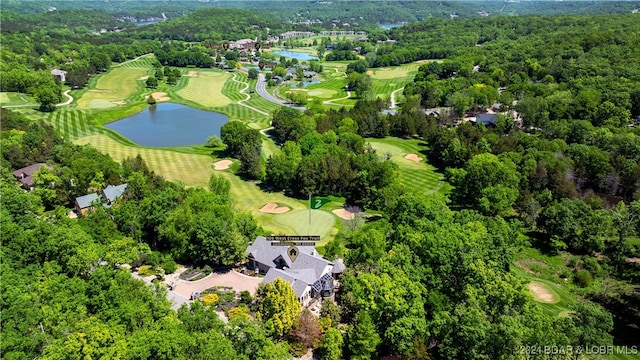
[75,183,128,215]
[246,236,345,305]
[13,163,54,191]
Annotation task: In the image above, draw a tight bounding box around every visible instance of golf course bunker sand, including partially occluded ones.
[138,76,149,80]
[152,92,170,102]
[260,202,291,214]
[405,153,423,163]
[185,71,199,77]
[332,209,355,220]
[528,281,559,303]
[213,159,233,170]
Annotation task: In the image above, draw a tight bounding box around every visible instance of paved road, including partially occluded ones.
[56,90,73,107]
[256,73,306,111]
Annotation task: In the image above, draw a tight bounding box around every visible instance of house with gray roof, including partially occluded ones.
[473,113,498,127]
[246,236,343,305]
[74,183,128,215]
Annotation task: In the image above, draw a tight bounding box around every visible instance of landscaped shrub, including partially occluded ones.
[228,306,251,321]
[161,258,178,274]
[138,265,155,277]
[202,265,212,275]
[288,341,308,357]
[202,293,219,306]
[240,290,253,305]
[575,269,593,287]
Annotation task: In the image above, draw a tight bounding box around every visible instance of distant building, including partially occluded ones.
[13,163,54,191]
[51,69,67,83]
[229,39,256,51]
[473,113,498,127]
[246,236,344,305]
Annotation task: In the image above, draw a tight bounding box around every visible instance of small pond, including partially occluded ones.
[380,23,406,29]
[105,103,228,147]
[290,80,321,88]
[272,50,318,61]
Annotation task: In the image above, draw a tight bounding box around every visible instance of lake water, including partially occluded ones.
[272,50,318,61]
[105,103,228,147]
[380,23,405,29]
[290,80,320,88]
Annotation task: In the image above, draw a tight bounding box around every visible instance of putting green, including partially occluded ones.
[175,71,232,107]
[269,209,336,240]
[88,99,117,109]
[307,89,337,98]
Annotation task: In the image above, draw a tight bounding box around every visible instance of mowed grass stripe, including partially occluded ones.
[74,134,214,188]
[367,137,450,195]
[174,70,233,108]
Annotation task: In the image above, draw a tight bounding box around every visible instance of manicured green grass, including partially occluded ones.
[77,67,148,109]
[366,137,451,195]
[512,267,575,317]
[174,70,232,107]
[74,134,215,188]
[267,209,336,240]
[0,92,38,107]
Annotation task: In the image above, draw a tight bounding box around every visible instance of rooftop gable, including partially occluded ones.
[76,193,100,209]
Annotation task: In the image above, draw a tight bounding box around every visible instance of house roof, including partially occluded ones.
[332,259,346,273]
[76,193,100,209]
[13,163,53,187]
[475,113,498,126]
[263,268,310,298]
[246,236,316,269]
[247,236,339,298]
[289,252,331,280]
[103,183,128,203]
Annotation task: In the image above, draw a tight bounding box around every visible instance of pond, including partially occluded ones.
[105,103,228,147]
[380,23,406,29]
[272,50,318,61]
[290,80,320,88]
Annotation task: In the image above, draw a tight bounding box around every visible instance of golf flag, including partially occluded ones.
[310,196,331,209]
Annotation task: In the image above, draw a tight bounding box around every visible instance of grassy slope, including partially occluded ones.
[76,67,148,109]
[174,70,232,107]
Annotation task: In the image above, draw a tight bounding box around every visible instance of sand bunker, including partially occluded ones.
[332,209,355,220]
[152,92,170,102]
[405,153,423,163]
[259,202,291,214]
[185,71,199,77]
[138,76,149,80]
[112,100,127,105]
[366,70,374,76]
[213,160,233,170]
[528,282,559,304]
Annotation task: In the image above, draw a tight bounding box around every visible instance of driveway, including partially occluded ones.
[172,270,263,299]
[256,73,306,111]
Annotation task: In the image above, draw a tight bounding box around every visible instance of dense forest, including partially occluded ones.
[2,4,640,360]
[3,0,640,24]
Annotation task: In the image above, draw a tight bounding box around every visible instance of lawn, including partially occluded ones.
[174,70,232,107]
[521,274,575,317]
[74,134,215,188]
[0,92,38,107]
[366,137,451,195]
[76,67,148,109]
